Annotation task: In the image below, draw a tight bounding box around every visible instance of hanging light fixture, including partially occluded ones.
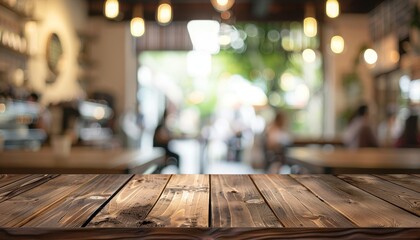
[302,48,316,63]
[326,0,340,18]
[211,0,235,12]
[303,3,317,37]
[330,35,344,54]
[104,0,119,19]
[304,17,317,37]
[156,0,173,25]
[364,48,378,65]
[131,5,145,37]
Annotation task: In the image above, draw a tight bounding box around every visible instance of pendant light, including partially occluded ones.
[303,3,317,37]
[364,48,378,65]
[104,0,119,19]
[156,0,173,25]
[330,35,344,54]
[211,0,235,12]
[131,5,145,37]
[326,0,340,18]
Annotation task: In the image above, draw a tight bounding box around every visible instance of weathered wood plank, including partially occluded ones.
[375,174,420,193]
[211,175,281,227]
[1,228,420,240]
[0,174,30,188]
[141,175,209,227]
[0,174,59,204]
[252,174,355,227]
[88,175,170,227]
[0,174,97,227]
[338,175,420,216]
[23,174,132,227]
[292,175,420,227]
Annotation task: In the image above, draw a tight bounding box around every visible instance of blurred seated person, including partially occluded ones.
[153,110,179,168]
[395,114,420,148]
[264,111,292,173]
[343,105,378,148]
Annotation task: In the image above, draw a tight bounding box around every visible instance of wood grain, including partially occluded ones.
[23,174,132,227]
[1,228,420,240]
[211,175,281,227]
[338,175,420,216]
[0,174,58,204]
[88,175,170,227]
[0,174,30,188]
[374,174,420,193]
[0,174,97,227]
[252,174,355,227]
[292,175,420,227]
[142,175,209,227]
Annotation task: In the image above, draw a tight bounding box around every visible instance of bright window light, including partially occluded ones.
[187,51,212,77]
[187,20,220,54]
[409,80,420,103]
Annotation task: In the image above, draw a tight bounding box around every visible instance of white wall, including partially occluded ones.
[86,18,137,119]
[26,1,137,121]
[28,0,87,105]
[323,14,374,135]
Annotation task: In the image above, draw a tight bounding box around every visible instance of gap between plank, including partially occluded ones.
[290,175,361,227]
[248,174,285,227]
[337,175,420,217]
[81,174,136,227]
[138,174,173,227]
[208,175,212,228]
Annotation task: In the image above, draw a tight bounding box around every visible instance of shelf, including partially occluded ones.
[0,44,29,58]
[0,2,33,20]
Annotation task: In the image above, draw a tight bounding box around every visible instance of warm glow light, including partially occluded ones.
[330,35,344,54]
[303,17,317,37]
[156,2,172,25]
[188,91,206,104]
[130,17,145,37]
[104,0,119,19]
[93,107,106,120]
[302,48,316,63]
[219,34,231,46]
[211,0,235,12]
[364,48,378,65]
[0,103,6,113]
[326,0,340,18]
[280,73,297,92]
[390,50,400,63]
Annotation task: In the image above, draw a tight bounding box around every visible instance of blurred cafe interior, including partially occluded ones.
[0,0,419,175]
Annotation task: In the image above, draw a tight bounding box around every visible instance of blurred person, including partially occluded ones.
[395,114,420,148]
[343,105,378,148]
[153,110,180,168]
[263,110,292,173]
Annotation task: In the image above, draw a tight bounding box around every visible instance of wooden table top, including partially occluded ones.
[0,174,419,239]
[287,147,420,173]
[0,147,165,174]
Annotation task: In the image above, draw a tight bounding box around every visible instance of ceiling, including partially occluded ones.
[87,0,387,22]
